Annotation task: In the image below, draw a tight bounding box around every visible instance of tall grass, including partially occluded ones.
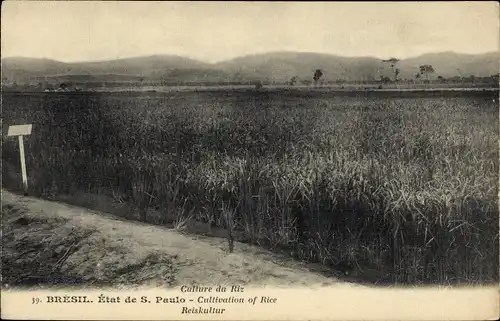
[2,91,498,285]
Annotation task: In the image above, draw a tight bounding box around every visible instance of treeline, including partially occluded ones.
[2,74,498,92]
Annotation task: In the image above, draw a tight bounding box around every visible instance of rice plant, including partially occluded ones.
[2,91,498,285]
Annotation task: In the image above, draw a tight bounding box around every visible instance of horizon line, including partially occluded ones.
[1,50,497,64]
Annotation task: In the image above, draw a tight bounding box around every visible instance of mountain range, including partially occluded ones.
[2,51,498,85]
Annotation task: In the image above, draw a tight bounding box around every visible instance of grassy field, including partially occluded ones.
[2,90,498,286]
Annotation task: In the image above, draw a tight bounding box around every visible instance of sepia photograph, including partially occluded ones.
[1,1,499,319]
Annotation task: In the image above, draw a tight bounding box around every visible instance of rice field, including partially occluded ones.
[2,90,498,286]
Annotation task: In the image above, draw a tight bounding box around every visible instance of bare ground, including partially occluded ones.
[1,189,367,290]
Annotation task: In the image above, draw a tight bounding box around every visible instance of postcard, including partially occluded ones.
[1,1,499,320]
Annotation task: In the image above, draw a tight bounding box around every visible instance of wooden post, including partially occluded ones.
[7,124,32,195]
[18,135,28,193]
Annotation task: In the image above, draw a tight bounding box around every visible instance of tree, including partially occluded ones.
[382,57,400,82]
[414,73,421,86]
[313,69,323,86]
[380,75,392,84]
[419,65,435,82]
[289,76,297,86]
[395,68,400,82]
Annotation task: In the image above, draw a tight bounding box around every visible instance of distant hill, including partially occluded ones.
[215,51,384,82]
[398,52,499,79]
[1,55,217,84]
[2,51,498,85]
[216,51,499,83]
[1,57,70,82]
[75,55,215,78]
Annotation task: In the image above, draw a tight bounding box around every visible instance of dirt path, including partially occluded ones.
[1,189,361,290]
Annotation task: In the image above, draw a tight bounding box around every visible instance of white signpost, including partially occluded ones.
[7,124,33,194]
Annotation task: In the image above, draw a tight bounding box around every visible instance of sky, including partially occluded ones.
[1,1,499,63]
